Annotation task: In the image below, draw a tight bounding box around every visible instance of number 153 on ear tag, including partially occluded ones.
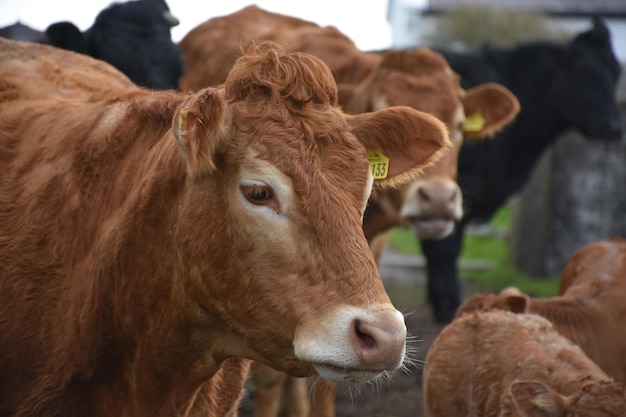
[367,149,389,179]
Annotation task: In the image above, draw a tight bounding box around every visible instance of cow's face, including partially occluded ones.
[367,49,519,240]
[171,45,450,383]
[552,19,623,141]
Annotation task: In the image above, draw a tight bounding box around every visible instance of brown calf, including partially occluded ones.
[455,237,626,383]
[424,310,626,417]
[0,39,450,417]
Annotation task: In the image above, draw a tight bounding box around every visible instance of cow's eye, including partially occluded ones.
[241,184,274,205]
[239,184,280,211]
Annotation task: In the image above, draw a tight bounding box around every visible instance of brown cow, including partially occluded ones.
[0,38,450,417]
[178,7,519,417]
[424,310,626,417]
[179,5,520,243]
[455,237,626,383]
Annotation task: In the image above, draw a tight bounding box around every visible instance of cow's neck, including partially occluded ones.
[527,296,617,360]
[461,47,570,217]
[500,100,565,178]
[51,101,236,416]
[95,144,245,416]
[494,45,568,170]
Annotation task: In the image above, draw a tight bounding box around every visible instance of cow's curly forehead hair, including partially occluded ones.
[220,41,368,218]
[223,41,339,109]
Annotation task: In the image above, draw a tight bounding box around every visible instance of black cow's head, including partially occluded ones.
[551,17,623,141]
[43,0,184,91]
[85,0,184,90]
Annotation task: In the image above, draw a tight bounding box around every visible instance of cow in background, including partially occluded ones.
[0,38,451,417]
[178,6,519,417]
[418,17,623,323]
[423,311,626,417]
[179,5,520,246]
[0,0,183,90]
[455,237,626,383]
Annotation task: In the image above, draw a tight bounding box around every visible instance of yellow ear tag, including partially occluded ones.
[174,111,185,148]
[367,149,390,179]
[177,111,184,131]
[531,393,558,413]
[463,109,485,133]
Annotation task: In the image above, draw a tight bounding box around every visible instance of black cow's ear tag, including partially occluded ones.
[367,149,389,180]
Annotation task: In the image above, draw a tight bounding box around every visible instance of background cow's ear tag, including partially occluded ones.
[367,149,389,179]
[174,110,186,149]
[463,109,485,133]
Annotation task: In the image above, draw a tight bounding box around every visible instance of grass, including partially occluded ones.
[386,206,561,297]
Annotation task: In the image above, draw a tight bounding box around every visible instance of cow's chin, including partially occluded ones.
[408,217,456,240]
[312,363,382,383]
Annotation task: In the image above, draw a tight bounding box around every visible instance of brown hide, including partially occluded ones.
[423,311,626,417]
[0,38,450,417]
[0,40,135,101]
[179,5,519,243]
[558,236,626,295]
[455,238,626,383]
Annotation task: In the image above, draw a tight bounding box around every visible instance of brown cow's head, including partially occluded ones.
[342,48,519,240]
[172,43,450,383]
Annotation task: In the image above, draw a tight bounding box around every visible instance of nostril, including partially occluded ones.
[418,187,430,202]
[354,319,377,350]
[347,313,406,371]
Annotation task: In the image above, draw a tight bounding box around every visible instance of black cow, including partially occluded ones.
[421,17,623,323]
[0,0,183,90]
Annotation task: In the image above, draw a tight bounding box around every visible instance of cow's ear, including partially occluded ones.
[173,87,229,176]
[346,106,451,189]
[45,22,88,54]
[509,381,567,417]
[461,83,520,139]
[501,291,530,314]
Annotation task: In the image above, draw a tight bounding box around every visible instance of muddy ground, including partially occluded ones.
[237,249,483,417]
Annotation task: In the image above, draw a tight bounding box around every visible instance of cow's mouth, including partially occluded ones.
[312,363,382,383]
[405,216,456,240]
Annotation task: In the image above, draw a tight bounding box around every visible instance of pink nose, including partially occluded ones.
[415,181,460,218]
[350,312,407,370]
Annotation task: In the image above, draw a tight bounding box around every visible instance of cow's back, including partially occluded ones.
[179,6,374,91]
[424,311,619,417]
[558,237,626,295]
[0,37,135,101]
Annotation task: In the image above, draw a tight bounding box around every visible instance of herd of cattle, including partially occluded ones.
[0,1,624,416]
